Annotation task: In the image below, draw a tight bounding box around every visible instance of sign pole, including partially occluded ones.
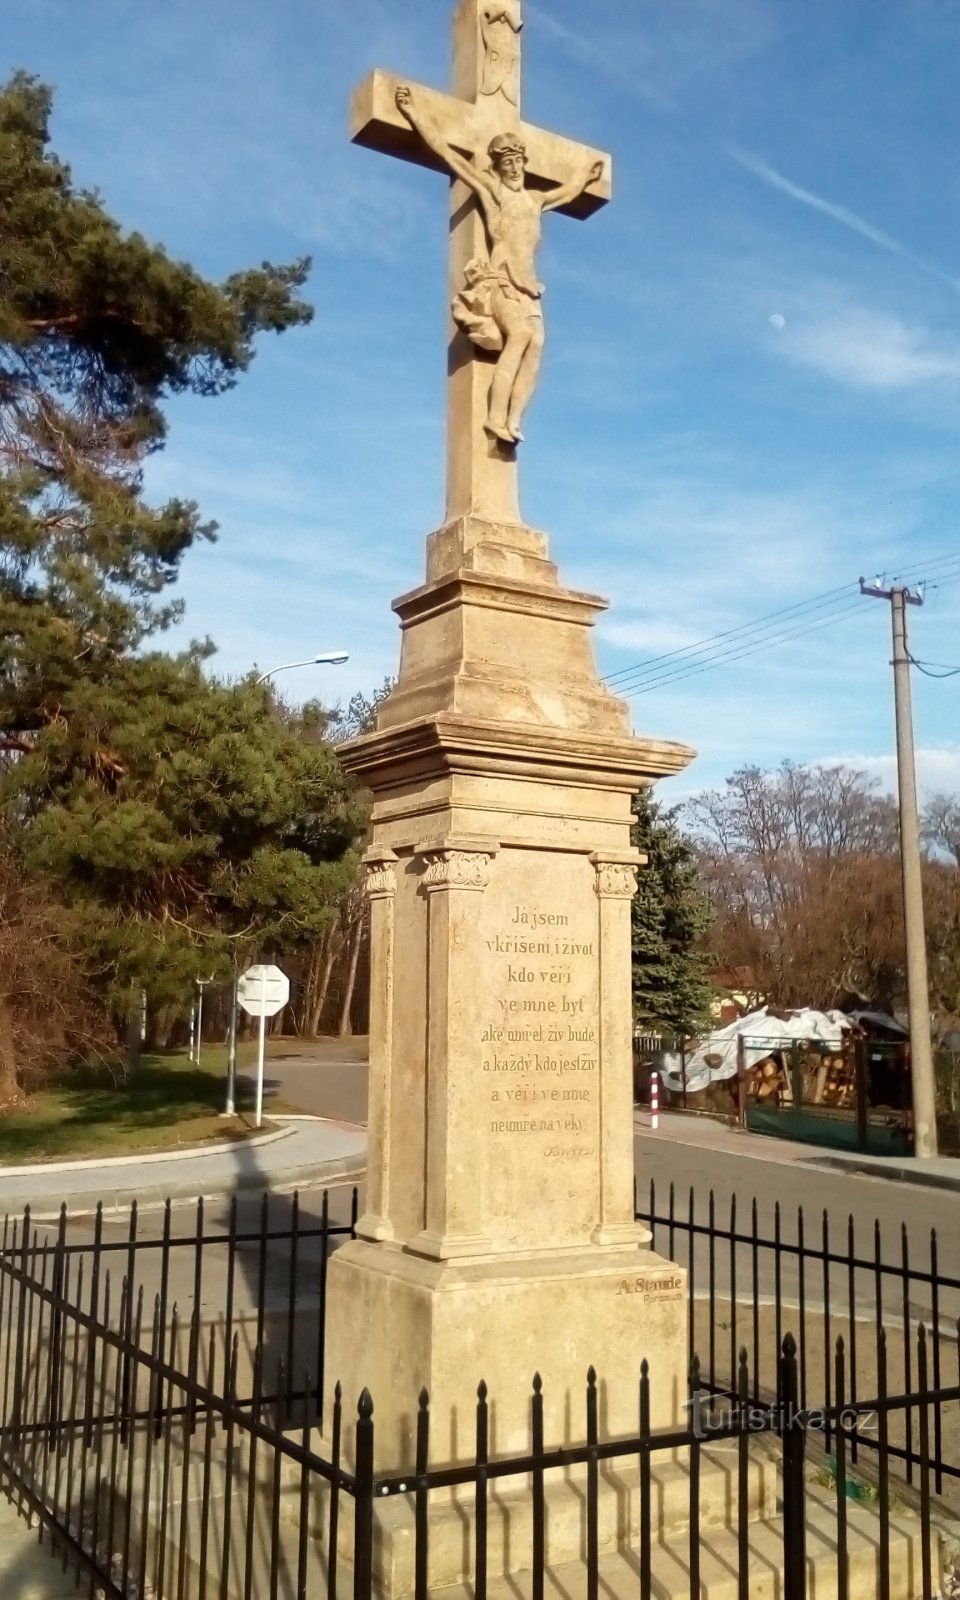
[236,964,289,1127]
[256,996,267,1129]
[196,980,205,1071]
[224,970,238,1118]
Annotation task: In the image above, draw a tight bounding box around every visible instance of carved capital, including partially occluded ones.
[363,848,398,900]
[593,861,639,901]
[421,849,493,892]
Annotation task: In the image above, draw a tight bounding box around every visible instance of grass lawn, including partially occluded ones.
[0,1046,270,1166]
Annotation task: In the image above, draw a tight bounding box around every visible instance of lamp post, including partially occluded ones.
[224,650,350,1115]
[194,976,213,1071]
[254,651,349,686]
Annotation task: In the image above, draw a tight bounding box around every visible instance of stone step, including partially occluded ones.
[274,1445,779,1591]
[107,1480,937,1600]
[468,1488,940,1600]
[97,1443,938,1600]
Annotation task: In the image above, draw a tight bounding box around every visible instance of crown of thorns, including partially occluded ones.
[488,133,527,164]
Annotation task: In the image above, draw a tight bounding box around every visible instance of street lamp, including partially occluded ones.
[225,649,350,1115]
[254,652,349,686]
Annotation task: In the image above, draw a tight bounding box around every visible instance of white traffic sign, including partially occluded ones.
[237,964,290,1019]
[236,964,290,1127]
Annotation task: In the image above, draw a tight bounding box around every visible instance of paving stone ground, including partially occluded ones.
[0,1496,78,1600]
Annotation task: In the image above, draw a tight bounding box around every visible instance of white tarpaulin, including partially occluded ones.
[660,1007,853,1096]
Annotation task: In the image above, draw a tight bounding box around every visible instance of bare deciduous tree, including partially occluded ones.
[687,763,906,1011]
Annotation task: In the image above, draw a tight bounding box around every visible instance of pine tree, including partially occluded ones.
[0,72,361,1083]
[631,788,712,1039]
[0,71,312,760]
[19,654,366,1014]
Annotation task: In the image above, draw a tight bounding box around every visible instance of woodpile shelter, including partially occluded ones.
[661,1007,912,1156]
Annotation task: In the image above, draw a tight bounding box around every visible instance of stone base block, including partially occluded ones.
[325,1239,688,1472]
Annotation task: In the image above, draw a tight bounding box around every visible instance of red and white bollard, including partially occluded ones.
[650,1070,660,1131]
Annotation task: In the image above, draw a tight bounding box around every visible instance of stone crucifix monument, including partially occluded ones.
[329,0,695,1568]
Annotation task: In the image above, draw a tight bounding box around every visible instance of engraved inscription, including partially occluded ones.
[481,896,598,1166]
[480,3,523,105]
[617,1274,685,1301]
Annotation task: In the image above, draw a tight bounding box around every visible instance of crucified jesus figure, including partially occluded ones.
[396,84,604,446]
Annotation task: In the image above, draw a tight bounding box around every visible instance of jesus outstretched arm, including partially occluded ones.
[541,159,605,214]
[395,86,498,211]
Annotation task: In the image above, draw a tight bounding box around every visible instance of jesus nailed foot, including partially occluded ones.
[484,419,521,446]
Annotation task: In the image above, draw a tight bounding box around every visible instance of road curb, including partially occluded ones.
[814,1155,960,1192]
[0,1123,291,1180]
[8,1154,368,1222]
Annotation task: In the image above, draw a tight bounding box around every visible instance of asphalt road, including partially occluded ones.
[633,1123,955,1251]
[241,1039,369,1127]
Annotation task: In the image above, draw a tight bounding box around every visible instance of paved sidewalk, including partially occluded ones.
[0,1117,368,1220]
[635,1107,960,1190]
[0,1496,77,1599]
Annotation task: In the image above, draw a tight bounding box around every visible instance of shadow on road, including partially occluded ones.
[224,1094,362,1439]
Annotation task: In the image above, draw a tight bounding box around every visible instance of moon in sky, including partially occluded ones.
[769,313,786,329]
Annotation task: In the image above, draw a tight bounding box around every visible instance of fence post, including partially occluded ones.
[736,1034,747,1128]
[780,1333,806,1600]
[854,1037,868,1153]
[9,1212,30,1448]
[353,1390,375,1600]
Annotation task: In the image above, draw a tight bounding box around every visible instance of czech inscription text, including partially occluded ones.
[482,900,598,1166]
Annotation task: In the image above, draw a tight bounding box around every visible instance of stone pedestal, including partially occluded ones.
[330,515,695,1488]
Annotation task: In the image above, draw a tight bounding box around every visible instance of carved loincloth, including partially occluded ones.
[453,257,544,353]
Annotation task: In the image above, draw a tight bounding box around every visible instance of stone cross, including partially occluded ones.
[351,0,612,527]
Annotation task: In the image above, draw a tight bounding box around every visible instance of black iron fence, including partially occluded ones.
[639,1178,960,1502]
[0,1188,954,1598]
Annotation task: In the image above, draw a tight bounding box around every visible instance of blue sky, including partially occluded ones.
[7,0,960,800]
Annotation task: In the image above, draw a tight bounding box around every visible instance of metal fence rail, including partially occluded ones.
[0,1186,955,1599]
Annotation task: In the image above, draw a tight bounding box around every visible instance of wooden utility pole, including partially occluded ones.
[860,577,938,1157]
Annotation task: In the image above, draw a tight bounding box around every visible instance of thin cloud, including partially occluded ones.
[728,147,960,294]
[525,3,675,108]
[821,750,960,800]
[777,306,960,392]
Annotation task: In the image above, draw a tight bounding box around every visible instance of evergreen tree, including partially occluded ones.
[0,71,366,1082]
[18,654,366,1015]
[0,71,312,760]
[631,788,712,1038]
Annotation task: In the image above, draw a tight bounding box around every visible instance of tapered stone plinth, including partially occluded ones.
[330,516,695,1480]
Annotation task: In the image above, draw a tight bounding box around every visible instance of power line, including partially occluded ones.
[603,582,854,686]
[623,597,868,697]
[602,549,960,697]
[609,590,862,695]
[927,571,960,594]
[907,651,960,679]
